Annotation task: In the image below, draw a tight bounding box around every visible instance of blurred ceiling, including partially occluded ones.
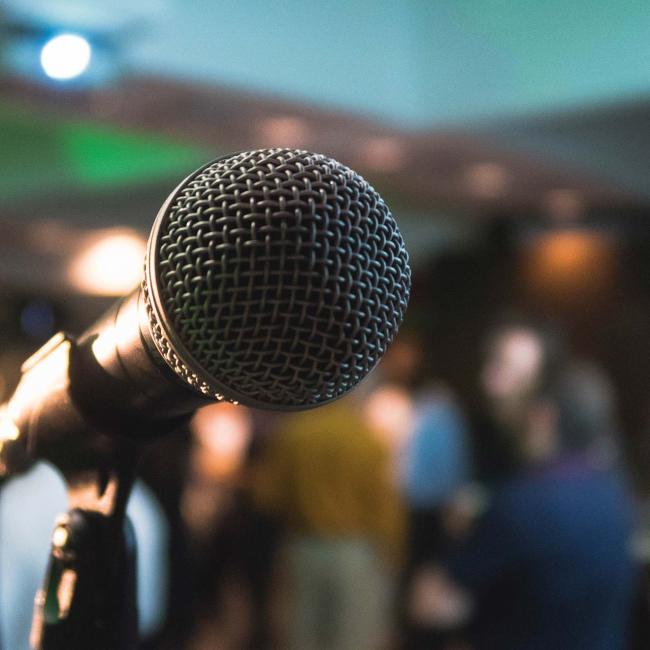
[0,1,648,293]
[4,0,649,127]
[478,100,650,203]
[0,75,643,219]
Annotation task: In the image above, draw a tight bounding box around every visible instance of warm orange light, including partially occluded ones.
[535,231,596,270]
[464,162,510,199]
[524,229,615,303]
[0,407,19,443]
[191,403,252,482]
[69,229,146,296]
[259,116,310,148]
[544,189,584,222]
[364,384,414,451]
[358,137,406,173]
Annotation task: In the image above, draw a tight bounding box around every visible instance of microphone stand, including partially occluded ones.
[30,453,140,650]
[1,321,196,649]
[0,332,145,650]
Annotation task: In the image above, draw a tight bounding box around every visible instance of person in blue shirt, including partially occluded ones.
[404,386,471,516]
[440,326,638,650]
[400,385,472,648]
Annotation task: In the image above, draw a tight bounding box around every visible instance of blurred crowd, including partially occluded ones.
[1,316,648,650]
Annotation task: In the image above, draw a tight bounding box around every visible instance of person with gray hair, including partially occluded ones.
[550,362,622,463]
[415,321,638,650]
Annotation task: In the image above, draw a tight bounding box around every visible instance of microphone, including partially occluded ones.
[0,148,411,470]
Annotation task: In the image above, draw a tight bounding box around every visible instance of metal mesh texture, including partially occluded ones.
[153,148,410,408]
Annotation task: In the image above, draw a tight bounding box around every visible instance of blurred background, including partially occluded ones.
[1,1,650,649]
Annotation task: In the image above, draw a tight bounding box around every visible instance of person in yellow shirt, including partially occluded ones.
[254,392,405,650]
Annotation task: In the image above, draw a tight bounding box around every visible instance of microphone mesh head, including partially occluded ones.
[146,148,410,409]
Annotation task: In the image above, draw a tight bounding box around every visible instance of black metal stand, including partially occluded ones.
[0,331,185,650]
[30,463,140,650]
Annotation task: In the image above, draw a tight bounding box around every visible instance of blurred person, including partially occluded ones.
[473,318,565,482]
[181,403,253,648]
[417,347,638,650]
[254,392,405,650]
[377,334,422,388]
[374,336,473,648]
[399,383,472,649]
[0,460,168,650]
[402,383,471,560]
[138,431,195,650]
[183,403,254,550]
[182,403,281,650]
[364,382,415,471]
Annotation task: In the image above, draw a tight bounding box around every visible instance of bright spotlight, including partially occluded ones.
[40,34,92,80]
[69,230,146,296]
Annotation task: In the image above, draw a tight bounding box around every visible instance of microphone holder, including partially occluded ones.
[0,318,195,649]
[30,454,140,650]
[6,332,145,650]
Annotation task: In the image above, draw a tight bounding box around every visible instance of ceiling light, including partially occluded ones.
[69,229,146,296]
[40,33,92,80]
[544,189,584,221]
[358,137,406,173]
[464,162,510,199]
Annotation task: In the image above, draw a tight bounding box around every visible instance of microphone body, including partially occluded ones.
[1,148,410,650]
[0,148,411,474]
[3,289,207,472]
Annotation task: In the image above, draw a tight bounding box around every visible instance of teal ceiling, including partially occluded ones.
[5,0,650,127]
[124,0,650,127]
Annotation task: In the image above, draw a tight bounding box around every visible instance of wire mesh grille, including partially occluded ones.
[153,148,410,407]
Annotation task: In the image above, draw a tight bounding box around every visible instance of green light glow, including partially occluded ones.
[0,103,210,202]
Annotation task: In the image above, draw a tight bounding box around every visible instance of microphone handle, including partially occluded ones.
[1,289,209,476]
